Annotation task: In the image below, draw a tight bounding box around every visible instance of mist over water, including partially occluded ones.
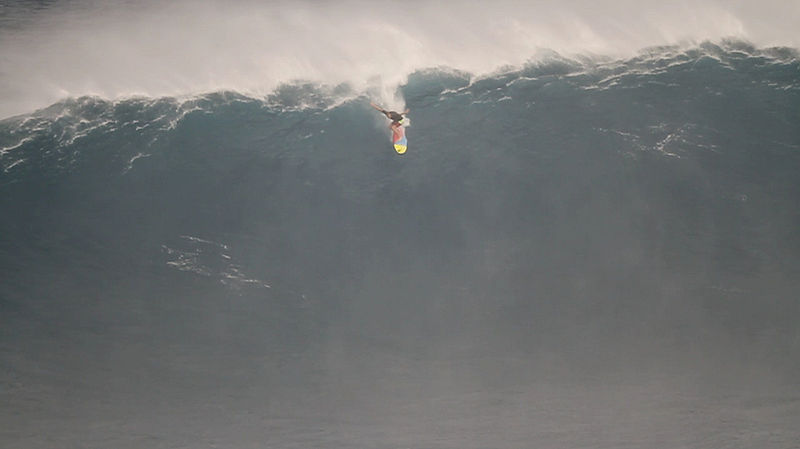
[1,0,800,117]
[1,1,800,448]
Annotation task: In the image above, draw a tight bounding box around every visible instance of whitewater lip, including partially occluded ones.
[1,0,799,118]
[2,38,797,122]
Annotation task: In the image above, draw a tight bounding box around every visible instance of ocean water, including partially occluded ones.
[2,2,800,448]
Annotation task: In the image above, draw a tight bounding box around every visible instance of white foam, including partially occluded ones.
[122,152,151,174]
[1,0,797,119]
[0,136,34,155]
[163,237,271,290]
[3,158,26,172]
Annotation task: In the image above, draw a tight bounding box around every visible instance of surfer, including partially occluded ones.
[371,101,409,154]
[371,102,408,125]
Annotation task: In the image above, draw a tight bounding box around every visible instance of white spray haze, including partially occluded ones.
[0,0,798,118]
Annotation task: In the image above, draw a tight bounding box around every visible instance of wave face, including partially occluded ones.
[2,42,800,448]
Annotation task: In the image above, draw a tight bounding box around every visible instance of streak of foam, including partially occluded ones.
[0,136,34,156]
[162,236,272,291]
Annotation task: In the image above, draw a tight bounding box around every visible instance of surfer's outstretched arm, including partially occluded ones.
[371,102,394,120]
[372,102,409,122]
[370,102,386,114]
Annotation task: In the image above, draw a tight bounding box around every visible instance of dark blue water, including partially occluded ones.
[2,41,799,448]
